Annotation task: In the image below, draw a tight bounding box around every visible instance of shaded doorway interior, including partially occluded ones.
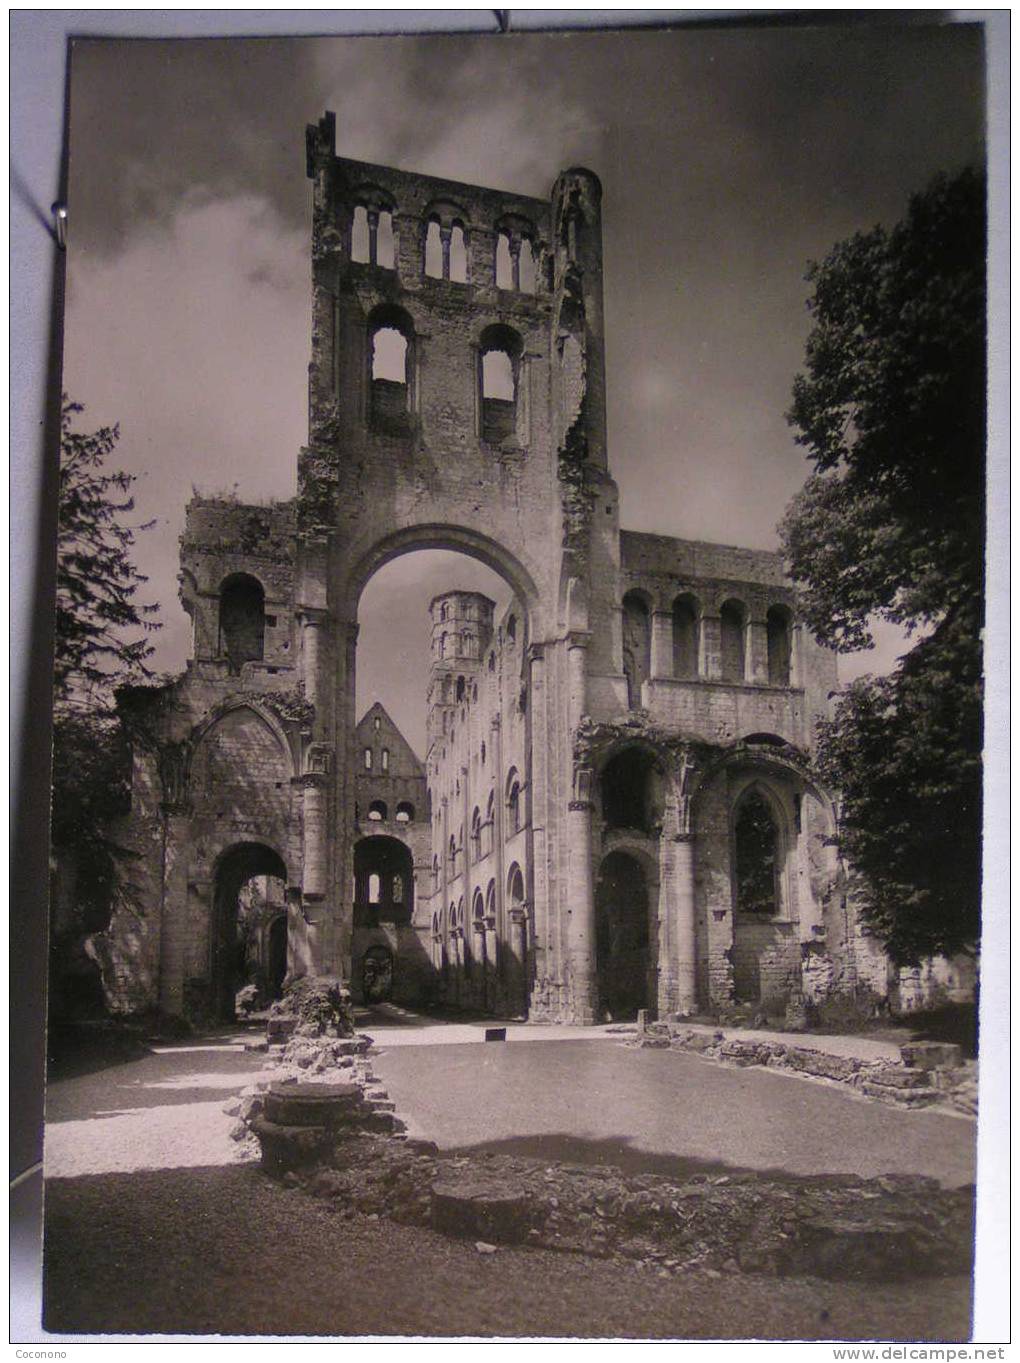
[212,843,287,1022]
[595,850,652,1021]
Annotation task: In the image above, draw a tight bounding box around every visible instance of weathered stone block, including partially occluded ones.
[899,1041,963,1071]
[783,1048,860,1082]
[431,1179,538,1245]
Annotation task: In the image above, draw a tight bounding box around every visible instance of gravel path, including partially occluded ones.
[44,1165,972,1340]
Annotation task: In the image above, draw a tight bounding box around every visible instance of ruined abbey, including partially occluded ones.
[101,111,960,1026]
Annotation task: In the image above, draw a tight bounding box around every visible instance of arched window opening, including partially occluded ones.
[601,747,663,834]
[622,592,651,709]
[219,574,265,674]
[485,880,497,926]
[506,770,522,836]
[424,218,443,277]
[720,600,747,682]
[364,747,373,770]
[456,675,466,702]
[368,800,387,822]
[488,652,495,672]
[373,715,381,731]
[735,790,780,916]
[381,748,390,772]
[471,807,482,862]
[672,595,699,680]
[369,311,413,435]
[354,836,414,926]
[767,606,792,687]
[351,205,370,262]
[495,232,514,289]
[480,741,486,765]
[395,801,414,824]
[376,211,395,269]
[506,614,517,643]
[483,791,495,856]
[518,237,536,292]
[507,864,525,911]
[450,223,468,282]
[432,856,439,892]
[473,889,485,925]
[480,325,523,445]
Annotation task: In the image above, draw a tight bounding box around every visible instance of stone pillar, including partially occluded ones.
[298,608,327,711]
[673,833,698,1015]
[650,610,673,679]
[440,224,452,280]
[470,227,496,290]
[565,632,597,1022]
[566,766,598,1024]
[300,771,329,902]
[748,616,769,685]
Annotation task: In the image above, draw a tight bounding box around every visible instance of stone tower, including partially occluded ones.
[295,112,618,1021]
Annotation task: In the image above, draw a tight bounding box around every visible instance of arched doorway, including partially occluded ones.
[595,850,652,1021]
[212,843,287,1022]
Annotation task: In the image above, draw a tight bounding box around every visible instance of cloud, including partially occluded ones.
[63,193,308,671]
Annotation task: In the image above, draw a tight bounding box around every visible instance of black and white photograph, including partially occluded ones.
[12,10,1005,1348]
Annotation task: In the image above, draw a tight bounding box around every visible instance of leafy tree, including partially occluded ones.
[49,400,160,1012]
[780,168,985,965]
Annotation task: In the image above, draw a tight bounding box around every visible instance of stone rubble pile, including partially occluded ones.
[632,1020,977,1115]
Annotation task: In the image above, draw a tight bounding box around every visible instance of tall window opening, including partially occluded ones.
[369,308,413,435]
[479,325,523,446]
[375,211,394,269]
[424,218,443,277]
[219,574,265,675]
[622,592,651,708]
[767,606,792,686]
[495,232,514,289]
[720,600,747,682]
[672,594,699,679]
[734,790,780,916]
[351,205,370,262]
[449,223,468,282]
[518,238,536,292]
[506,769,522,835]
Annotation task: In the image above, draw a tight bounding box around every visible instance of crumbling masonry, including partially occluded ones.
[101,113,970,1024]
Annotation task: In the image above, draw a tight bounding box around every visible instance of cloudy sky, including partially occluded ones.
[62,21,985,755]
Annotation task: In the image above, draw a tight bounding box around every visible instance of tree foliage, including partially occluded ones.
[50,401,160,978]
[54,398,159,714]
[780,168,985,964]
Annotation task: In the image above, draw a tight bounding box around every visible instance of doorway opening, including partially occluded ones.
[595,850,653,1021]
[212,842,287,1022]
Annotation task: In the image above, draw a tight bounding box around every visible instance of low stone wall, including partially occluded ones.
[633,1023,977,1115]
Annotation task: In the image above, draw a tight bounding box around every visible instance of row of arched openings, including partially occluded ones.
[622,591,792,706]
[350,203,539,293]
[432,770,523,889]
[364,800,415,824]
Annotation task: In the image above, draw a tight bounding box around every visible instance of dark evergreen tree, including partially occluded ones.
[49,400,160,1012]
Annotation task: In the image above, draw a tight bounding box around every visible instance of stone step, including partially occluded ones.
[859,1080,940,1107]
